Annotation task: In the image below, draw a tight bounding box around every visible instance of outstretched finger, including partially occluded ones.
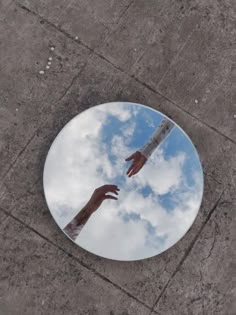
[106,188,119,195]
[125,152,136,161]
[126,161,136,175]
[104,194,118,200]
[101,185,120,192]
[128,164,142,177]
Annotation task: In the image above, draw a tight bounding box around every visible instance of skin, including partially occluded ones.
[125,151,147,177]
[86,185,120,215]
[73,185,120,226]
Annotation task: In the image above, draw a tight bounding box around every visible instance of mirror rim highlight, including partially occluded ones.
[43,102,204,261]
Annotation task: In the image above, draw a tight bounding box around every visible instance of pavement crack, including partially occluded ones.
[16,1,236,147]
[203,172,222,186]
[116,0,135,25]
[0,207,154,312]
[149,189,225,313]
[156,21,200,88]
[201,225,217,263]
[0,131,37,188]
[58,55,92,102]
[199,265,205,315]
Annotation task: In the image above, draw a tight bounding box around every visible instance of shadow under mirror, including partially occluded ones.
[43,102,204,261]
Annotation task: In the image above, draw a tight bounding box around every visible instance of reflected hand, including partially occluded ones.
[86,185,120,215]
[125,151,147,177]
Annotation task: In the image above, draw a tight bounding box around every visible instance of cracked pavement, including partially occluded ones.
[0,0,235,314]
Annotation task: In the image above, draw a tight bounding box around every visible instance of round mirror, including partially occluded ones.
[43,102,204,261]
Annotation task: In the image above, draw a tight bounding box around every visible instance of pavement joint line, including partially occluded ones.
[0,57,91,194]
[155,22,200,89]
[0,131,37,191]
[148,188,225,314]
[16,2,236,146]
[115,0,135,25]
[57,52,94,102]
[133,76,236,146]
[156,91,236,145]
[1,3,235,199]
[1,4,234,192]
[0,4,94,191]
[16,3,95,53]
[0,187,227,315]
[1,3,234,313]
[0,206,157,312]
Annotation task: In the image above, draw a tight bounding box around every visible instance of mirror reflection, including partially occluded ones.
[43,102,203,261]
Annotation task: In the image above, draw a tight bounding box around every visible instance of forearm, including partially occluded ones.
[63,203,92,240]
[139,118,174,159]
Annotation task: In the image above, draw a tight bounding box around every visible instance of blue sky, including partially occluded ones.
[99,104,201,213]
[44,102,204,261]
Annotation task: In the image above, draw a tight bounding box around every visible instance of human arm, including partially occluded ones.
[63,185,120,240]
[125,118,175,177]
[139,118,175,159]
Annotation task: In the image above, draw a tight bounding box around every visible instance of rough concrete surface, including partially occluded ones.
[0,0,235,314]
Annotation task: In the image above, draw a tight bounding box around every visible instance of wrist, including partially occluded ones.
[83,201,97,216]
[74,207,90,225]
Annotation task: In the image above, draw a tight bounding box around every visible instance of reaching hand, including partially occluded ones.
[86,185,120,215]
[125,151,147,177]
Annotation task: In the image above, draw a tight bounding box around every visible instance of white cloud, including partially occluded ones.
[44,102,203,260]
[131,149,186,195]
[122,121,136,143]
[97,102,133,122]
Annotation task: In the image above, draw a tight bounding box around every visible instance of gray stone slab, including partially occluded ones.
[153,192,236,315]
[97,1,200,72]
[0,209,8,225]
[1,1,235,314]
[0,0,15,17]
[133,0,236,93]
[131,2,200,84]
[156,16,236,142]
[187,0,236,20]
[0,3,90,180]
[0,55,229,307]
[17,0,132,48]
[0,216,152,315]
[158,101,235,190]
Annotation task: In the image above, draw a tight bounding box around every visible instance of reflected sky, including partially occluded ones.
[43,102,204,261]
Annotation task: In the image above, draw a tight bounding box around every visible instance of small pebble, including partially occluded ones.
[234,114,236,119]
[48,57,53,61]
[75,36,79,40]
[39,70,45,74]
[16,108,19,112]
[194,99,199,104]
[46,65,50,69]
[48,61,51,65]
[50,46,55,51]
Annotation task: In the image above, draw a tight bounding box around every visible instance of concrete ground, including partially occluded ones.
[0,0,235,314]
